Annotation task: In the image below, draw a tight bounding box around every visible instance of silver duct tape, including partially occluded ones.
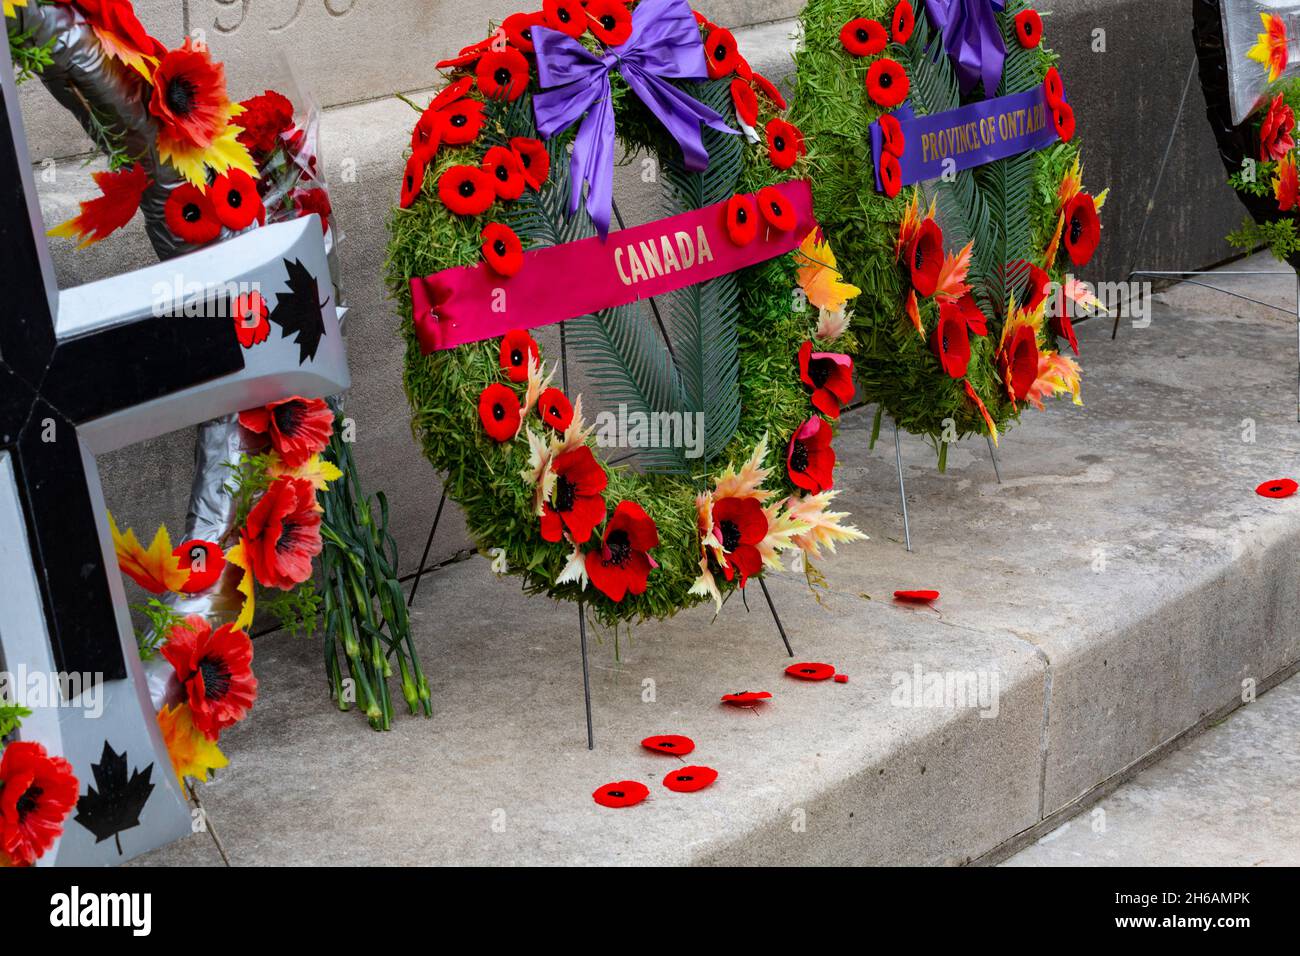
[1222,0,1300,125]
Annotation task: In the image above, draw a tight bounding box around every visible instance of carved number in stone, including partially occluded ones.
[208,0,357,36]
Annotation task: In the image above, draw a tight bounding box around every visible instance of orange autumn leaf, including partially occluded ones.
[48,164,151,248]
[934,240,973,301]
[1025,352,1083,411]
[905,289,923,335]
[1044,213,1065,271]
[963,380,999,446]
[109,514,189,594]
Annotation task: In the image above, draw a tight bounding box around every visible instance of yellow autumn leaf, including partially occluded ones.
[226,541,255,632]
[158,703,229,786]
[268,452,343,491]
[159,107,259,190]
[795,231,861,313]
[109,513,189,594]
[3,1,28,19]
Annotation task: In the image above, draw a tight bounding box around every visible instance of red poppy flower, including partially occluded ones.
[438,164,496,216]
[210,168,264,231]
[1052,102,1076,142]
[503,11,546,52]
[879,112,905,157]
[765,117,805,170]
[232,290,270,348]
[478,383,522,443]
[543,0,587,38]
[663,765,717,793]
[1014,9,1043,48]
[787,417,836,493]
[798,341,855,419]
[482,145,526,201]
[236,89,295,158]
[757,185,797,232]
[721,690,772,706]
[1043,67,1065,108]
[945,291,988,337]
[161,615,258,740]
[932,299,972,379]
[0,741,78,866]
[702,27,741,79]
[866,58,909,108]
[538,388,574,431]
[436,37,493,72]
[481,222,524,277]
[239,396,334,468]
[1256,478,1298,498]
[586,0,632,45]
[710,496,767,585]
[786,662,835,681]
[542,446,608,544]
[731,78,759,127]
[586,500,659,602]
[725,193,759,245]
[1054,309,1079,356]
[510,136,551,190]
[752,71,787,110]
[592,780,649,808]
[175,539,225,593]
[164,182,221,244]
[242,476,322,590]
[499,328,540,383]
[439,97,487,146]
[148,40,230,152]
[892,1,915,44]
[476,47,530,101]
[895,589,939,602]
[642,734,695,757]
[907,217,944,297]
[1000,324,1040,403]
[879,151,903,197]
[1261,94,1296,161]
[1016,260,1052,314]
[399,153,427,210]
[840,18,887,56]
[1063,193,1101,267]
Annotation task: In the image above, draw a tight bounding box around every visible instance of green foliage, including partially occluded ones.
[0,702,32,740]
[1227,216,1300,261]
[8,24,55,85]
[260,581,321,639]
[131,598,187,661]
[223,452,276,537]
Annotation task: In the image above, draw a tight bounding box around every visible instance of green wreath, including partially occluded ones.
[386,3,864,626]
[792,0,1105,467]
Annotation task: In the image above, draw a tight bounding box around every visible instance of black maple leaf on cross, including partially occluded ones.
[268,257,329,365]
[73,741,156,855]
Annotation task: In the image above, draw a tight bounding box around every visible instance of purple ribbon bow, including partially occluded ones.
[923,0,1007,97]
[532,0,736,239]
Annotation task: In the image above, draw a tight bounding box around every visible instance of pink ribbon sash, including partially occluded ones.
[411,179,815,353]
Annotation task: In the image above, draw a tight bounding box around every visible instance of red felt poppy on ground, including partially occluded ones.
[787,417,836,493]
[932,299,972,379]
[499,328,540,383]
[587,0,633,45]
[0,740,78,867]
[586,500,659,602]
[663,765,717,793]
[866,58,909,108]
[705,27,740,79]
[162,615,258,740]
[537,387,574,431]
[840,17,887,56]
[1052,102,1076,143]
[164,182,221,244]
[752,71,787,110]
[786,662,836,681]
[892,1,915,44]
[895,589,939,602]
[541,446,608,543]
[641,734,696,757]
[543,0,588,38]
[481,222,524,276]
[478,383,522,443]
[711,496,767,585]
[438,164,496,216]
[482,145,526,200]
[439,97,487,146]
[593,780,649,808]
[721,691,772,706]
[757,185,796,232]
[879,151,902,197]
[503,11,546,52]
[1000,324,1040,403]
[765,117,805,170]
[907,217,944,297]
[240,396,334,468]
[510,136,551,190]
[210,168,264,231]
[879,112,905,157]
[476,47,530,101]
[798,341,856,419]
[1043,67,1065,108]
[232,290,270,348]
[731,78,759,126]
[399,153,427,209]
[241,476,322,590]
[1256,478,1298,498]
[725,193,759,245]
[175,539,225,593]
[1063,192,1101,267]
[1013,9,1043,48]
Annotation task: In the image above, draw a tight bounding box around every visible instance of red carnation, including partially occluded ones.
[290,187,333,235]
[161,615,258,741]
[0,741,78,867]
[586,501,659,602]
[241,476,323,590]
[239,396,334,468]
[787,417,836,493]
[798,341,855,419]
[541,446,608,544]
[236,90,295,158]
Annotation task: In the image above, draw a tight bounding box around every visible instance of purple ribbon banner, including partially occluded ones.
[870,86,1059,191]
[923,0,1007,97]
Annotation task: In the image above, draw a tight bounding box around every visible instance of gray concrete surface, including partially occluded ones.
[1004,672,1300,866]
[128,262,1300,865]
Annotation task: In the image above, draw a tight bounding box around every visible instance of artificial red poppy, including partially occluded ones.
[704,27,740,79]
[499,328,540,383]
[798,341,855,419]
[435,36,493,71]
[1043,66,1065,108]
[1016,260,1052,314]
[1014,9,1043,48]
[725,193,759,245]
[1260,93,1296,161]
[210,168,264,231]
[693,10,716,30]
[543,0,587,38]
[879,112,905,157]
[482,145,526,200]
[478,383,522,443]
[932,300,972,379]
[438,97,487,146]
[161,615,258,740]
[510,136,551,190]
[1256,478,1298,498]
[164,182,221,244]
[866,58,909,108]
[592,780,649,808]
[892,1,915,44]
[538,387,574,431]
[438,164,496,216]
[1054,309,1079,356]
[148,40,230,153]
[641,734,695,757]
[586,500,659,602]
[879,151,902,198]
[481,222,525,277]
[786,662,835,681]
[945,291,988,337]
[906,217,944,297]
[721,690,772,706]
[834,673,849,683]
[586,0,633,45]
[175,539,225,593]
[240,396,334,468]
[1063,192,1101,267]
[399,153,427,210]
[0,741,78,867]
[840,17,887,56]
[663,765,717,793]
[731,78,759,127]
[235,89,296,158]
[1052,102,1076,143]
[787,417,836,493]
[1000,324,1040,403]
[894,589,939,602]
[752,71,787,109]
[241,476,322,589]
[503,11,546,52]
[542,446,608,544]
[232,290,270,348]
[757,185,796,232]
[711,495,767,585]
[476,47,530,101]
[765,117,805,170]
